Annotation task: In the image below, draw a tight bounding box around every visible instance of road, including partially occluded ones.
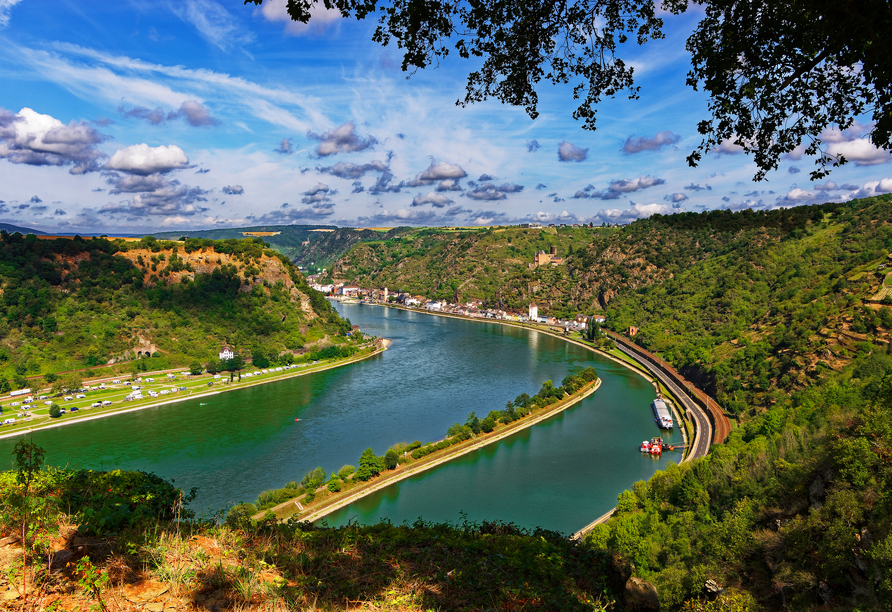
[612,342,712,461]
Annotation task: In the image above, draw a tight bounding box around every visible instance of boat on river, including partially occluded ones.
[652,398,673,429]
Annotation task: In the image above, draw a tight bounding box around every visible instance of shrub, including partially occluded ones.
[384,449,399,470]
[48,403,61,418]
[480,416,496,433]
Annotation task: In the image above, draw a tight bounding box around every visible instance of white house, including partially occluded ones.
[219,346,234,360]
[338,286,360,297]
[528,303,538,321]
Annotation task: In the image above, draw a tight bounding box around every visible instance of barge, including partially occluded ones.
[652,398,673,429]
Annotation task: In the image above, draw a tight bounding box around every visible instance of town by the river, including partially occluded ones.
[0,303,682,535]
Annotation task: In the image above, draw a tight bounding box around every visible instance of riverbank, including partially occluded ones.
[259,376,602,523]
[373,302,694,458]
[0,342,389,442]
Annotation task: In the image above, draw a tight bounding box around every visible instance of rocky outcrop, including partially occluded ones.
[625,576,660,611]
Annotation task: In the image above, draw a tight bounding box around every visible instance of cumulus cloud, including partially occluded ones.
[621,131,681,154]
[436,179,462,192]
[222,184,244,195]
[723,199,769,212]
[275,137,293,155]
[684,183,712,191]
[119,101,219,127]
[590,202,671,225]
[257,201,335,223]
[535,183,547,190]
[254,0,341,36]
[411,192,454,208]
[714,137,746,155]
[407,160,468,186]
[308,122,376,156]
[813,180,858,191]
[0,107,107,174]
[572,176,665,200]
[101,183,210,217]
[107,173,170,194]
[663,192,688,203]
[317,160,388,179]
[465,183,524,201]
[526,140,540,153]
[826,138,892,166]
[558,140,588,162]
[788,166,801,174]
[351,181,364,194]
[368,169,404,195]
[478,174,495,182]
[195,167,211,174]
[106,144,189,175]
[28,195,42,203]
[53,208,67,216]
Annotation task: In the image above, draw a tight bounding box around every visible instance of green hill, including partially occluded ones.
[151,225,413,274]
[0,232,355,389]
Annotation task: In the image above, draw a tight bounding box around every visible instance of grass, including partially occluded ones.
[0,343,385,439]
[0,513,628,612]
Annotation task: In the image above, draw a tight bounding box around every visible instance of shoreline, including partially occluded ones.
[266,377,602,523]
[0,343,389,442]
[307,302,697,533]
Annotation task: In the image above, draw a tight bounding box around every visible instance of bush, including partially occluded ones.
[327,480,342,492]
[226,503,257,528]
[48,403,61,418]
[384,449,399,470]
[337,465,355,479]
[480,416,496,433]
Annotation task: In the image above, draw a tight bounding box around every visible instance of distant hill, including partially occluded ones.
[0,222,46,235]
[152,225,412,273]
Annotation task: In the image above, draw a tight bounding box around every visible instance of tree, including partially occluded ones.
[206,359,221,375]
[384,449,399,470]
[249,0,892,179]
[355,448,383,481]
[0,379,10,394]
[189,362,203,376]
[480,415,496,433]
[585,317,602,342]
[465,412,481,435]
[48,403,61,418]
[251,347,270,369]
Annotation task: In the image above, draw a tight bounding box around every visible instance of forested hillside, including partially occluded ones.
[323,198,892,610]
[153,225,410,273]
[0,233,352,389]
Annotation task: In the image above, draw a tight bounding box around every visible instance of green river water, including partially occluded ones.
[0,303,682,535]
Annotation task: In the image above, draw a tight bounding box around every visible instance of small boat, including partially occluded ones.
[200,402,208,406]
[294,418,301,422]
[640,436,665,455]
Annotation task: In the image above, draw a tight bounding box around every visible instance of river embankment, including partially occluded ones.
[258,376,602,523]
[370,303,693,455]
[0,342,389,442]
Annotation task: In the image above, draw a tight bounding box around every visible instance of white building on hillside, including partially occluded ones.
[219,346,234,360]
[528,303,538,321]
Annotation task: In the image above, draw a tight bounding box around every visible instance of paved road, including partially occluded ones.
[612,342,712,461]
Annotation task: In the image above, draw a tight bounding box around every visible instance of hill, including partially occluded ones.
[0,223,45,235]
[151,225,412,274]
[0,232,355,389]
[332,199,892,408]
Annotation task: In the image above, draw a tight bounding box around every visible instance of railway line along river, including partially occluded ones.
[0,303,682,534]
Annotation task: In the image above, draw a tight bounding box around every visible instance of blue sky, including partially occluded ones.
[1,0,890,234]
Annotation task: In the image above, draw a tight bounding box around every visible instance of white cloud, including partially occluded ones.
[0,0,23,27]
[591,202,671,224]
[714,137,745,155]
[254,0,341,36]
[309,122,377,156]
[173,0,255,51]
[411,192,454,208]
[106,144,189,175]
[407,160,468,186]
[0,107,106,174]
[222,184,244,195]
[558,140,588,162]
[622,131,681,154]
[825,138,892,166]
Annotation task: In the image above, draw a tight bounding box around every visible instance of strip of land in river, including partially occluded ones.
[257,377,602,523]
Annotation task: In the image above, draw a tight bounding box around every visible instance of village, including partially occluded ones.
[308,280,607,332]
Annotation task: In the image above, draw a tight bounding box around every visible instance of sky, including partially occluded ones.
[1,0,891,234]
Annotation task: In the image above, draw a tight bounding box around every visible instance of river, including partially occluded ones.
[0,303,682,534]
